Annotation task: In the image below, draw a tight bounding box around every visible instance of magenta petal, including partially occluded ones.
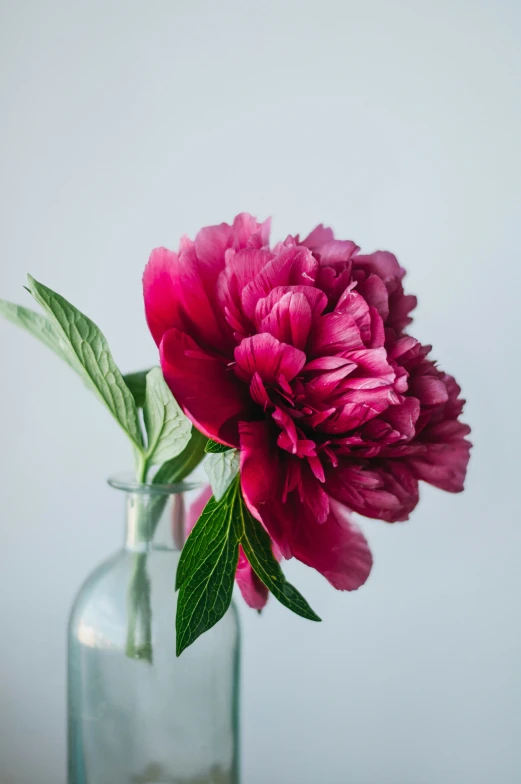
[317,387,398,433]
[194,222,233,266]
[258,291,313,350]
[216,248,275,336]
[290,498,373,591]
[160,328,251,447]
[379,397,420,441]
[354,250,404,283]
[341,348,395,386]
[308,311,363,356]
[239,420,292,556]
[304,356,355,372]
[232,212,271,248]
[301,224,335,250]
[410,376,449,406]
[407,441,471,492]
[234,333,306,384]
[143,247,182,346]
[303,469,329,522]
[241,246,318,321]
[357,274,390,321]
[240,421,372,589]
[367,306,385,348]
[315,239,360,264]
[326,460,419,522]
[194,213,270,264]
[235,546,269,610]
[144,245,231,354]
[255,286,328,327]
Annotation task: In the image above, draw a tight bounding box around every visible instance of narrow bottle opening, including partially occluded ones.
[108,474,202,551]
[108,472,199,497]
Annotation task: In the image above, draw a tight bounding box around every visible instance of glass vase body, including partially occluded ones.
[68,478,240,784]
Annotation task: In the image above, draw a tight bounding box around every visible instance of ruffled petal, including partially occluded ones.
[308,311,363,356]
[354,250,404,284]
[217,248,276,337]
[234,333,306,384]
[239,419,292,556]
[301,224,335,250]
[291,498,373,591]
[326,459,419,522]
[143,247,182,346]
[255,286,328,328]
[241,246,318,321]
[240,421,372,589]
[144,245,230,354]
[356,274,390,322]
[160,328,252,447]
[258,291,313,350]
[313,239,360,264]
[406,440,471,492]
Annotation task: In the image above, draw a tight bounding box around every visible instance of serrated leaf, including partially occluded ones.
[175,479,240,656]
[204,449,240,501]
[152,427,207,485]
[205,439,231,454]
[123,370,151,408]
[25,276,143,448]
[0,299,80,373]
[143,368,191,466]
[236,488,321,623]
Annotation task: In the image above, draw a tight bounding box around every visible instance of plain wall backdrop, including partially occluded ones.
[1,1,520,782]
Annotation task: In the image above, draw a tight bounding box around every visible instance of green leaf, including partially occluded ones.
[205,439,231,454]
[204,449,240,501]
[236,488,321,623]
[175,479,240,656]
[25,276,143,449]
[152,427,207,485]
[123,370,150,408]
[0,299,80,373]
[145,428,207,546]
[143,368,191,466]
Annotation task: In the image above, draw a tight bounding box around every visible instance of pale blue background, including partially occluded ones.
[1,1,520,782]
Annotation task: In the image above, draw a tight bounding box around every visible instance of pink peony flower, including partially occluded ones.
[144,213,471,605]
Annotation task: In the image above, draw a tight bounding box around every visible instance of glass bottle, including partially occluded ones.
[68,477,240,784]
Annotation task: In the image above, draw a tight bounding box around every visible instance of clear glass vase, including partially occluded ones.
[68,477,240,784]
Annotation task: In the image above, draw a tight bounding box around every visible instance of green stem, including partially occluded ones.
[147,427,207,541]
[125,428,207,663]
[136,454,149,484]
[126,553,153,663]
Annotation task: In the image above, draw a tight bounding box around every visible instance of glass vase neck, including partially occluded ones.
[108,475,199,552]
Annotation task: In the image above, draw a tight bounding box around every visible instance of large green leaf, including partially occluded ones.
[175,479,240,656]
[175,477,321,655]
[205,439,231,454]
[123,370,150,408]
[143,368,191,466]
[0,300,79,373]
[152,427,207,485]
[236,487,321,623]
[25,276,143,448]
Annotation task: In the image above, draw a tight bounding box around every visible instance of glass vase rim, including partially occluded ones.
[108,472,202,496]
